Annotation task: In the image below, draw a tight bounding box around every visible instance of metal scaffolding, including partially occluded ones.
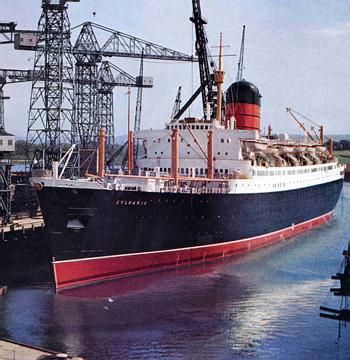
[26,0,78,167]
[72,21,196,150]
[96,61,153,154]
[96,61,115,150]
[73,22,101,148]
[190,0,217,119]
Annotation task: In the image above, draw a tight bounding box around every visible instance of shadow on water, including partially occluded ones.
[1,185,350,359]
[0,228,53,286]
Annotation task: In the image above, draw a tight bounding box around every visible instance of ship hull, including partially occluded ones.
[36,179,343,290]
[53,211,333,290]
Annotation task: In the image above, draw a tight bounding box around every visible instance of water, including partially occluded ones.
[1,186,350,359]
[11,163,26,172]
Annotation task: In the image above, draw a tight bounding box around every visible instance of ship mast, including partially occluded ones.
[127,87,134,175]
[214,33,225,126]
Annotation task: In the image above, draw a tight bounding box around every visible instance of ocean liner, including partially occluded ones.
[31,5,343,291]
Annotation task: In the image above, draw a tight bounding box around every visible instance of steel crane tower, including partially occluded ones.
[190,0,217,120]
[73,22,101,148]
[96,61,114,150]
[0,69,36,223]
[236,25,246,81]
[73,21,195,150]
[133,54,144,134]
[173,0,217,121]
[133,54,145,160]
[96,60,152,153]
[26,0,78,168]
[0,69,36,129]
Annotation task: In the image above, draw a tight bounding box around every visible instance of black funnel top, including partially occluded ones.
[226,80,261,105]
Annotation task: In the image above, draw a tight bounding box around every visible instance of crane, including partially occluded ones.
[72,22,196,151]
[171,86,182,119]
[173,0,218,121]
[189,0,217,120]
[0,68,38,223]
[0,69,37,129]
[73,22,195,62]
[5,1,196,169]
[0,22,17,44]
[286,107,318,143]
[0,21,38,48]
[26,0,78,168]
[73,22,102,149]
[236,25,246,81]
[96,59,152,153]
[134,53,144,160]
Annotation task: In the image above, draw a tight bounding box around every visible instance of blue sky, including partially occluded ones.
[1,0,350,138]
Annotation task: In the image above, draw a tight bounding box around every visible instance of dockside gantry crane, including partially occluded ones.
[133,53,145,159]
[3,1,196,170]
[0,69,37,129]
[72,21,195,150]
[97,60,152,153]
[173,0,218,121]
[0,21,38,48]
[27,0,78,167]
[190,0,217,120]
[0,68,38,223]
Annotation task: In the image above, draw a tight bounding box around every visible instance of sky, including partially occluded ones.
[1,0,350,138]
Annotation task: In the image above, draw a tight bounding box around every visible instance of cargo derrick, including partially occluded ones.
[286,107,324,145]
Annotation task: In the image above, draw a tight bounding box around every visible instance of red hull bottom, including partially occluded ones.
[53,212,333,290]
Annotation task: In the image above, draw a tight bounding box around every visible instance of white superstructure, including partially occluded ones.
[31,118,344,196]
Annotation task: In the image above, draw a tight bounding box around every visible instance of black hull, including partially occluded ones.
[37,179,343,262]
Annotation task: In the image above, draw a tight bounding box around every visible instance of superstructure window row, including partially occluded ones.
[166,124,211,130]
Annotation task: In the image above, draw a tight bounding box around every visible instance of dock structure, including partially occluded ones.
[0,215,44,238]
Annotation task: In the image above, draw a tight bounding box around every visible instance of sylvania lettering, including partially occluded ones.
[115,200,147,206]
